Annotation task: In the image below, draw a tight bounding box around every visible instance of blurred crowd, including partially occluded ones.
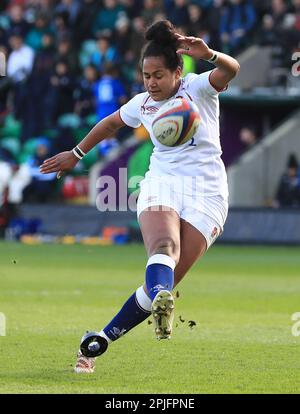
[0,0,300,227]
[1,0,299,139]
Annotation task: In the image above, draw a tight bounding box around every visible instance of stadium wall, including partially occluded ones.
[229,46,272,90]
[14,204,300,245]
[227,108,300,207]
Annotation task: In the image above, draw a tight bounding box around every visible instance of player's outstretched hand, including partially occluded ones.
[39,151,78,179]
[175,33,213,61]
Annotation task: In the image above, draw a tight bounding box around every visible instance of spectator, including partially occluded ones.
[291,0,300,21]
[94,62,127,121]
[0,26,8,50]
[129,69,145,98]
[0,185,11,238]
[167,0,190,29]
[76,0,101,43]
[142,0,163,26]
[54,0,81,28]
[220,0,256,54]
[291,0,300,45]
[120,0,143,19]
[187,3,205,36]
[0,147,31,214]
[279,12,300,68]
[32,32,56,82]
[7,4,30,38]
[7,31,35,83]
[0,147,15,208]
[239,126,257,150]
[23,138,57,203]
[90,33,119,73]
[204,0,224,51]
[23,0,55,24]
[128,16,146,61]
[195,0,214,7]
[25,13,52,51]
[93,62,127,155]
[121,48,138,86]
[252,0,270,21]
[0,46,12,119]
[114,15,131,60]
[55,36,80,74]
[114,16,136,83]
[74,64,98,118]
[269,0,287,27]
[7,31,35,128]
[48,60,76,122]
[54,126,77,154]
[276,154,300,208]
[52,11,72,43]
[92,0,125,36]
[21,32,56,140]
[258,14,278,46]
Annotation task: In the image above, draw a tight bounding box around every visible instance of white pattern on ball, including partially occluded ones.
[152,98,200,147]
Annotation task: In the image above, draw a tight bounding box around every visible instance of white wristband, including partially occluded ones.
[76,145,86,156]
[72,148,81,160]
[72,146,86,160]
[207,51,218,63]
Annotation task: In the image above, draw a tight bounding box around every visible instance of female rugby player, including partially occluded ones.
[40,20,239,373]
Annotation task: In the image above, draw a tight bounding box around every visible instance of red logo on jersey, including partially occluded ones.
[144,106,159,113]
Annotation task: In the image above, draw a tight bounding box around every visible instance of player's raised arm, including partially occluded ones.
[175,33,240,90]
[39,111,126,178]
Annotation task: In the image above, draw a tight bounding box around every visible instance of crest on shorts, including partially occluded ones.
[211,227,218,239]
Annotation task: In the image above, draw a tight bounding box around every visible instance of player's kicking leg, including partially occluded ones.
[74,212,207,372]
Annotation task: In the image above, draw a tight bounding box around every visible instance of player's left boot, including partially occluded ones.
[74,351,96,373]
[151,290,175,340]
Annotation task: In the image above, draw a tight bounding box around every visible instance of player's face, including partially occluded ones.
[142,56,181,101]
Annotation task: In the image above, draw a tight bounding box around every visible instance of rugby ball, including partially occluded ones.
[152,98,201,147]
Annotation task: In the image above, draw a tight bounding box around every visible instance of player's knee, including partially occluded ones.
[150,237,180,264]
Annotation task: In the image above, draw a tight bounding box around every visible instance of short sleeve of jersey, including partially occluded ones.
[186,70,227,98]
[119,93,145,128]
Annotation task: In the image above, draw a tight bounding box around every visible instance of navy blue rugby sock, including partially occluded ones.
[101,286,151,343]
[145,254,176,301]
[99,255,175,344]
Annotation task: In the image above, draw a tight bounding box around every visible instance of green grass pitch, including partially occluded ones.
[0,241,300,394]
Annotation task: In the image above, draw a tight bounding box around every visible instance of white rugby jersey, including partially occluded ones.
[119,70,228,199]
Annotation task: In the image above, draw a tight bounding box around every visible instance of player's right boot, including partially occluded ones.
[74,331,108,373]
[151,290,175,340]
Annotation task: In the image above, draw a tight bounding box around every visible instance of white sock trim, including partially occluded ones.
[146,254,176,270]
[99,330,112,344]
[136,285,152,312]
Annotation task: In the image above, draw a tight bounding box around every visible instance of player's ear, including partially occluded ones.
[175,66,182,80]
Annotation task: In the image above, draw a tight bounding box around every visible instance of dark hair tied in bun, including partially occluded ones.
[145,20,177,46]
[141,20,183,72]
